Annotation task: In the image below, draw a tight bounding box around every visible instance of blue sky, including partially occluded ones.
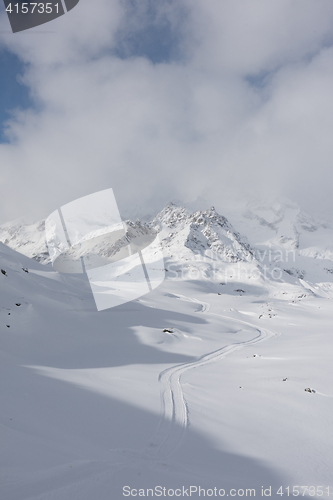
[1,1,333,223]
[114,0,186,63]
[0,49,31,142]
[0,0,183,142]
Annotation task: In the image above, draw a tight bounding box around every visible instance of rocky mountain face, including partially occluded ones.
[149,203,254,263]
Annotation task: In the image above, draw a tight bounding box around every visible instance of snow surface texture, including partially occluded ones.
[0,200,333,499]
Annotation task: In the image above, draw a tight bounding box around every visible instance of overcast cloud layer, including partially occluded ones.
[1,0,333,223]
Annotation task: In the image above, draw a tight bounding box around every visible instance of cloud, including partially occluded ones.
[185,0,333,74]
[0,0,333,223]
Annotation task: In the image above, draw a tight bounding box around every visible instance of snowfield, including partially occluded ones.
[0,200,333,499]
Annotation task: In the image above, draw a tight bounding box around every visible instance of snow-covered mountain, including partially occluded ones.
[2,200,333,499]
[0,218,49,263]
[150,203,253,262]
[226,198,333,295]
[1,198,333,297]
[234,198,328,252]
[0,203,254,265]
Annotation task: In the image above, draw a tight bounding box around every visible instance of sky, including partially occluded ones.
[1,0,333,223]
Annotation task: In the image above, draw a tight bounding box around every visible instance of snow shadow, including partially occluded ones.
[1,297,208,370]
[0,364,301,500]
[0,250,314,499]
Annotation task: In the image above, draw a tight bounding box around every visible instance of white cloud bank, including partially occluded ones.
[1,0,333,222]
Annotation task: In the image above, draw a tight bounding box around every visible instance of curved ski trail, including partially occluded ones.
[145,293,278,460]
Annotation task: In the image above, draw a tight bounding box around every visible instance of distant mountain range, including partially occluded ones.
[1,199,333,297]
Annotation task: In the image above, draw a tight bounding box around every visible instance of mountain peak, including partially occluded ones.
[152,203,189,229]
[151,203,253,262]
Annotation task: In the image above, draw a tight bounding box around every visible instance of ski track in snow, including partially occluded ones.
[144,293,279,460]
[103,292,278,477]
[3,295,279,498]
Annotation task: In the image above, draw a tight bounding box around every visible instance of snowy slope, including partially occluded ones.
[237,198,329,253]
[0,219,49,263]
[227,198,333,297]
[1,205,333,499]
